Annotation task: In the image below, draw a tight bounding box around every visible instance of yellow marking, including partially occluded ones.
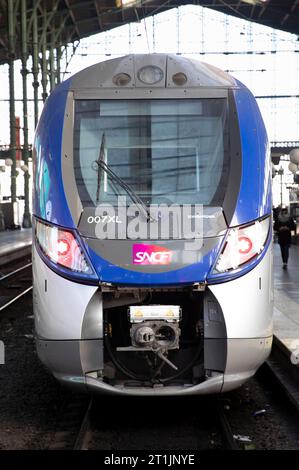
[166,310,174,317]
[134,310,143,318]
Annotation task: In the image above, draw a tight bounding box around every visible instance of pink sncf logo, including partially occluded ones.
[132,244,172,265]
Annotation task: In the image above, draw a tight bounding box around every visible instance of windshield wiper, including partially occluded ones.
[93,134,154,222]
[95,133,106,203]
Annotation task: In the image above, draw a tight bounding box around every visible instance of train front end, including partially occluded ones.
[33,54,273,395]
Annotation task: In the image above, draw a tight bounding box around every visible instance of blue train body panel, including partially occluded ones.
[82,238,224,286]
[33,80,75,228]
[232,84,272,226]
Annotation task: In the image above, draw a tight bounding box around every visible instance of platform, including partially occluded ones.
[0,228,32,266]
[273,242,299,359]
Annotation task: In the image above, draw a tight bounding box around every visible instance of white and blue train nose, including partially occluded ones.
[32,54,273,395]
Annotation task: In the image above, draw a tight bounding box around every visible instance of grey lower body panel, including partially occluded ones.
[36,336,272,396]
[222,335,273,393]
[35,337,103,392]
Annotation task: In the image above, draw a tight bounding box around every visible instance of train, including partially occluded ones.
[33,54,273,396]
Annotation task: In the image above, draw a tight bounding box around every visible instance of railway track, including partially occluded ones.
[73,399,93,450]
[216,400,239,450]
[0,260,32,312]
[72,396,239,451]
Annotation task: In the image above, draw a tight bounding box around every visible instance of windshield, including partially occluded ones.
[74,99,229,206]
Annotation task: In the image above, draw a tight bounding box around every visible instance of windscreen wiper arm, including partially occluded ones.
[95,133,106,204]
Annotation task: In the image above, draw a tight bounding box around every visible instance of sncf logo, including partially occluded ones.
[132,244,172,265]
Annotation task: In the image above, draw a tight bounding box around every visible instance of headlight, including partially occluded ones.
[214,216,270,273]
[137,65,164,85]
[35,219,94,274]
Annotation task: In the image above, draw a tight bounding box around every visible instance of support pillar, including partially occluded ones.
[32,4,39,128]
[41,11,48,102]
[56,45,61,84]
[8,0,17,212]
[49,29,55,92]
[21,0,31,228]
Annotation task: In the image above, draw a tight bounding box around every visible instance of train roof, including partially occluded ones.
[68,54,237,92]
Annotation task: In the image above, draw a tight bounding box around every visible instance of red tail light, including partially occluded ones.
[57,238,71,256]
[214,216,270,273]
[238,236,253,255]
[35,219,93,274]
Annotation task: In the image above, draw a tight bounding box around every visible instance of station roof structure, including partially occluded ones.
[0,1,299,66]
